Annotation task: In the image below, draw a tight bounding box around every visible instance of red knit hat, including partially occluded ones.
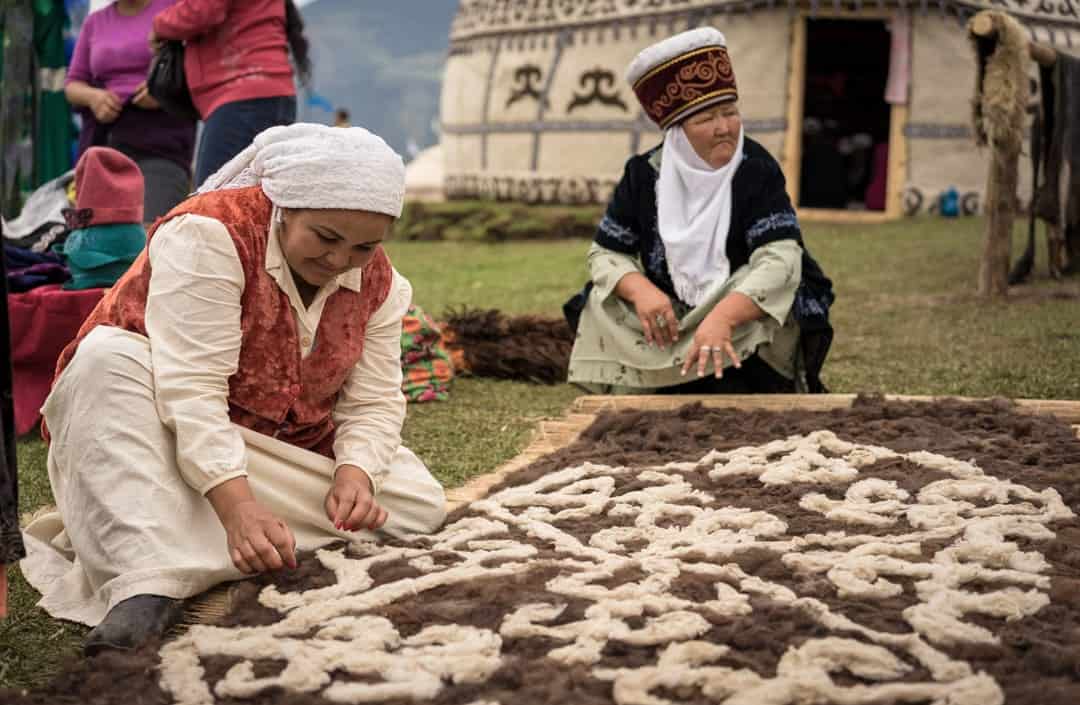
[64,147,144,229]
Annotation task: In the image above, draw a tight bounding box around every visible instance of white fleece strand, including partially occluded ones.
[657,124,744,307]
[196,123,406,217]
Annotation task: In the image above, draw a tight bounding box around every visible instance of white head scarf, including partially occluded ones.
[197,123,406,217]
[656,122,744,307]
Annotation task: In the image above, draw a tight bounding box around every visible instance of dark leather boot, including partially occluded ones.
[84,594,185,656]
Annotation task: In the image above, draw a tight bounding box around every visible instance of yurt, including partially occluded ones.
[439,0,1080,220]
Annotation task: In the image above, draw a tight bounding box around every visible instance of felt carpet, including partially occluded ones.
[7,397,1080,705]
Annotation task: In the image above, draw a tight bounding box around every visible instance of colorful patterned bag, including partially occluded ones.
[400,304,453,403]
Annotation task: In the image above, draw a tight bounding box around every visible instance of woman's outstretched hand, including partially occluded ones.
[326,465,387,532]
[681,309,741,379]
[207,477,297,574]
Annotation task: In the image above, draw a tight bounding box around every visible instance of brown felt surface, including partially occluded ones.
[6,397,1079,704]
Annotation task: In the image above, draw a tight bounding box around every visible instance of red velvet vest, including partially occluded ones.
[51,186,394,455]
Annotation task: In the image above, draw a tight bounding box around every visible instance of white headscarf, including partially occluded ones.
[197,123,406,217]
[656,123,744,307]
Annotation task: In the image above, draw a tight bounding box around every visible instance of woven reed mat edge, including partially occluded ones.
[571,393,1080,422]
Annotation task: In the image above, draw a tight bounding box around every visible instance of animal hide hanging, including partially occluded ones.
[969,11,1030,155]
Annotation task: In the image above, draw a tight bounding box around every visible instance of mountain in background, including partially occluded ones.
[297,0,458,160]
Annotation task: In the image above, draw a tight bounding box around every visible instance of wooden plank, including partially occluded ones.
[796,208,896,225]
[571,394,1080,424]
[886,103,908,220]
[445,412,595,511]
[781,13,806,207]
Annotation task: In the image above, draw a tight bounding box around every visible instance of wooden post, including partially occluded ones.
[979,143,1021,297]
[782,15,807,207]
[968,12,1054,297]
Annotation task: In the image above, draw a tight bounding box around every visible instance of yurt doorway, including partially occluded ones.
[787,15,905,220]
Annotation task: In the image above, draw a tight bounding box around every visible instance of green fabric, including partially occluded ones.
[63,260,132,290]
[55,223,146,268]
[56,223,145,289]
[32,0,70,186]
[567,239,804,392]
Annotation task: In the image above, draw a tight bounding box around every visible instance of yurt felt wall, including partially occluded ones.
[441,0,1080,212]
[720,10,792,162]
[442,9,793,205]
[907,14,992,215]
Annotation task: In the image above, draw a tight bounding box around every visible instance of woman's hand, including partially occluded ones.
[619,275,679,349]
[132,82,160,110]
[207,477,296,574]
[90,88,122,123]
[220,500,297,574]
[681,309,742,379]
[326,465,387,532]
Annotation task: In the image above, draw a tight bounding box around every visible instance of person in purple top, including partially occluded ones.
[65,0,196,222]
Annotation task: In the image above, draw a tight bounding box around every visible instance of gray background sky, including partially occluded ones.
[296,1,458,158]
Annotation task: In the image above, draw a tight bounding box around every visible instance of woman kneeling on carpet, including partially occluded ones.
[20,124,447,654]
[565,28,835,394]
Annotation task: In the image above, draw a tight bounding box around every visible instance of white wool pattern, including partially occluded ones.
[196,123,406,217]
[157,430,1072,705]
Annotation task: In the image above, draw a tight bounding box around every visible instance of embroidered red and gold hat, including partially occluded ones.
[626,28,738,130]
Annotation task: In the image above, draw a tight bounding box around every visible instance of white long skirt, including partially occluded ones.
[20,326,447,627]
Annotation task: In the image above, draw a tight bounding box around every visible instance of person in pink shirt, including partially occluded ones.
[149,0,312,187]
[66,0,197,222]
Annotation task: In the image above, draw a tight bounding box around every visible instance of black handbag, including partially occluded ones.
[146,41,200,122]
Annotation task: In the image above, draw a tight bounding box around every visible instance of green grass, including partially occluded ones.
[3,214,1079,690]
[389,238,590,315]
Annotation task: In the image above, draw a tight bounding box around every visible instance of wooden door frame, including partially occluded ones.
[782,9,909,223]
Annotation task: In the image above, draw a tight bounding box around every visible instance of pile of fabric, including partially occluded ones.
[54,148,146,290]
[5,148,147,434]
[1,171,73,255]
